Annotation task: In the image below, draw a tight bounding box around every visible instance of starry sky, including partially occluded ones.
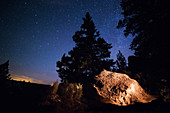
[0,0,134,84]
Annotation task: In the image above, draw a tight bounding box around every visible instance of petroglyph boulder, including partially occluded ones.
[93,70,156,106]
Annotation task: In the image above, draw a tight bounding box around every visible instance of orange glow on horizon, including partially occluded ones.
[12,74,50,85]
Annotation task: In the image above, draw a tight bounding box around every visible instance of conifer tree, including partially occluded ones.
[57,12,114,84]
[117,0,170,82]
[117,0,169,58]
[0,60,11,80]
[115,50,127,73]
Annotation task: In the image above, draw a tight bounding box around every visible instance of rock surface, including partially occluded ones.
[93,70,156,106]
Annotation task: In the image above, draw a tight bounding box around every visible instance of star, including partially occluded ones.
[35,21,38,24]
[0,0,134,84]
[39,45,42,48]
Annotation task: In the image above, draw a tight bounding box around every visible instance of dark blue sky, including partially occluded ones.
[0,0,134,84]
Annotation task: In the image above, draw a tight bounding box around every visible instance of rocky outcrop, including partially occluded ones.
[93,70,156,106]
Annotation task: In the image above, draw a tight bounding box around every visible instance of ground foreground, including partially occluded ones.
[0,80,169,113]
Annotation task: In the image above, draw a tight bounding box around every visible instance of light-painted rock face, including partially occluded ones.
[93,70,156,106]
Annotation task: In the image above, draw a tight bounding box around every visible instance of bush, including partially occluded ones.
[58,81,83,103]
[160,86,170,102]
[49,80,60,102]
[57,81,84,111]
[51,80,59,95]
[160,80,170,102]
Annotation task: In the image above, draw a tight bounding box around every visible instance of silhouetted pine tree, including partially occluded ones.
[117,0,169,58]
[0,60,11,80]
[57,12,114,84]
[115,50,127,73]
[117,0,170,82]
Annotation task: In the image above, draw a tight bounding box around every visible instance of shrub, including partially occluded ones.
[48,80,60,102]
[57,81,83,110]
[160,86,170,102]
[51,80,59,95]
[160,80,170,102]
[58,81,83,102]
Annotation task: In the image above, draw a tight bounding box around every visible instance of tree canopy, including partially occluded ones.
[115,50,127,73]
[57,12,114,84]
[118,0,170,81]
[0,60,11,80]
[117,0,169,58]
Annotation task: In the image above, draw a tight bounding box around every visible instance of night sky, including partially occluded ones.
[0,0,134,84]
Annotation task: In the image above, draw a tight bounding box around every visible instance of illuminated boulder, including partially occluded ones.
[93,70,156,106]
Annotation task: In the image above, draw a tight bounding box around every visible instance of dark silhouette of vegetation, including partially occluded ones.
[1,1,170,113]
[115,50,127,73]
[0,60,11,81]
[0,61,51,113]
[0,79,50,113]
[117,0,169,57]
[57,12,115,84]
[50,80,59,95]
[118,0,170,87]
[57,81,84,112]
[44,81,86,113]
